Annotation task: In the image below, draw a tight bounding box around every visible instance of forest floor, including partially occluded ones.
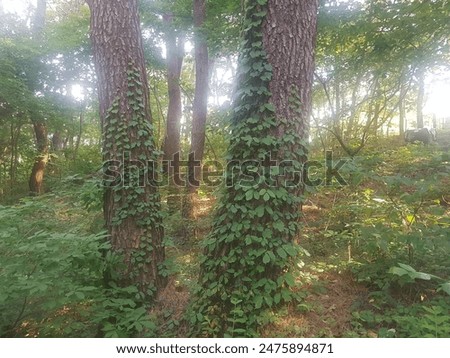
[1,136,449,338]
[157,196,371,338]
[158,135,450,338]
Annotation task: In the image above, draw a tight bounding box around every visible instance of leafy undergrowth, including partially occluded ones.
[1,142,449,337]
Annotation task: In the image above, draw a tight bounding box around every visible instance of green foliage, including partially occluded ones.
[315,144,450,338]
[0,185,159,338]
[351,298,450,338]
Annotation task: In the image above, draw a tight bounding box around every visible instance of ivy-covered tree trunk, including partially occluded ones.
[87,0,166,296]
[28,0,48,195]
[193,0,319,337]
[183,0,209,220]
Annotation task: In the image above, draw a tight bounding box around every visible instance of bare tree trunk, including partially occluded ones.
[72,108,84,161]
[399,81,407,137]
[87,0,166,295]
[162,13,184,163]
[417,67,425,128]
[183,0,209,221]
[29,122,48,195]
[162,13,184,212]
[28,0,49,195]
[9,122,22,187]
[52,131,63,152]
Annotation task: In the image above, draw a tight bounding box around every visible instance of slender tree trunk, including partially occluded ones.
[162,13,184,212]
[399,80,407,138]
[346,75,360,141]
[73,108,84,161]
[183,0,209,220]
[416,67,425,128]
[52,131,63,152]
[28,0,49,195]
[29,122,48,194]
[9,123,21,187]
[87,0,166,295]
[162,13,184,163]
[334,69,341,131]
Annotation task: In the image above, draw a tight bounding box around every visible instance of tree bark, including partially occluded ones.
[183,0,209,220]
[263,0,317,138]
[87,0,166,295]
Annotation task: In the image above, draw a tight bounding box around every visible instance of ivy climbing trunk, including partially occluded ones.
[193,0,319,337]
[183,0,209,221]
[28,0,48,195]
[87,0,166,296]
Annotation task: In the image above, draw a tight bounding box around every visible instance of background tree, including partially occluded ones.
[183,0,210,220]
[28,0,49,195]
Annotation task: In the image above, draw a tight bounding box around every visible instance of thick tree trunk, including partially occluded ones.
[183,0,209,220]
[263,0,317,138]
[87,0,166,295]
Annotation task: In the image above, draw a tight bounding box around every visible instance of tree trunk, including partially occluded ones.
[9,122,22,187]
[183,0,209,220]
[52,131,64,152]
[162,13,184,212]
[87,0,166,296]
[72,108,84,161]
[194,0,319,336]
[28,0,49,195]
[162,13,184,163]
[29,122,48,195]
[399,81,407,138]
[417,67,425,128]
